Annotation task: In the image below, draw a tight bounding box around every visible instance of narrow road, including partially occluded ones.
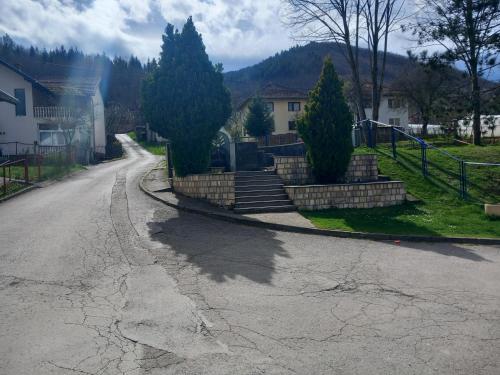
[1,135,499,374]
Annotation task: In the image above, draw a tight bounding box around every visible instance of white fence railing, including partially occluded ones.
[34,106,73,119]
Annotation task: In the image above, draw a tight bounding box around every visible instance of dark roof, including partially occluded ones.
[0,57,51,93]
[0,88,18,105]
[257,84,309,99]
[39,77,100,97]
[238,84,309,109]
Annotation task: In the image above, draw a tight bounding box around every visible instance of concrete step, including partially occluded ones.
[235,200,293,209]
[236,193,289,203]
[235,175,282,183]
[235,188,286,197]
[235,183,284,192]
[233,205,297,214]
[235,179,283,187]
[235,171,276,177]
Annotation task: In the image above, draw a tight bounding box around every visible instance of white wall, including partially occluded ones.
[365,97,409,128]
[91,85,106,153]
[0,64,37,152]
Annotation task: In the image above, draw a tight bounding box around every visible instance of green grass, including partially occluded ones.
[302,143,500,238]
[128,131,166,156]
[1,163,85,182]
[0,181,27,198]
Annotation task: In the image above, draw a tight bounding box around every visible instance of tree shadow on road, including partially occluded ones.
[146,208,290,284]
[387,241,491,262]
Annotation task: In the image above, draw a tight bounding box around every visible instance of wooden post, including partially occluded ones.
[24,158,29,183]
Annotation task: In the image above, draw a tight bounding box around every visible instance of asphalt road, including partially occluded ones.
[1,135,499,375]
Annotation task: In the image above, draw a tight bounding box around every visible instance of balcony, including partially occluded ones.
[34,106,74,120]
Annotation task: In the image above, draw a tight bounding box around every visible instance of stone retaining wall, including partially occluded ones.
[275,154,379,185]
[172,172,235,208]
[285,181,406,210]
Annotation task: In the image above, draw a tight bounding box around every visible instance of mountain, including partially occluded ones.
[223,42,410,107]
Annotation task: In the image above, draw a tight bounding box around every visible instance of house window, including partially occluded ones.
[388,98,401,109]
[38,123,65,146]
[288,102,301,112]
[14,89,26,116]
[389,118,401,126]
[288,121,297,131]
[265,102,274,112]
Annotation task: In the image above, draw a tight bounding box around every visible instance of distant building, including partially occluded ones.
[233,84,410,141]
[0,57,106,158]
[235,84,308,136]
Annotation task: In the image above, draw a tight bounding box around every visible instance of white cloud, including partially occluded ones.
[0,0,428,71]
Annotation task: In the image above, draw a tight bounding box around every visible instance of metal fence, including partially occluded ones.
[357,120,500,203]
[0,159,30,196]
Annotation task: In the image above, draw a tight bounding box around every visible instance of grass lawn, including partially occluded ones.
[0,181,27,198]
[127,131,166,156]
[302,143,500,238]
[1,163,85,182]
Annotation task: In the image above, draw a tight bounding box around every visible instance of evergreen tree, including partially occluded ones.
[298,57,353,183]
[244,96,274,137]
[141,18,231,176]
[415,0,500,145]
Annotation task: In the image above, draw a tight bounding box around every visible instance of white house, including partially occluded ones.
[365,94,409,128]
[233,84,410,142]
[0,57,106,158]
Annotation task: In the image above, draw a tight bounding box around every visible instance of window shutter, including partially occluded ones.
[14,89,26,116]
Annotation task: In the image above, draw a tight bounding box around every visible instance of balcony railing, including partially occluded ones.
[34,106,74,119]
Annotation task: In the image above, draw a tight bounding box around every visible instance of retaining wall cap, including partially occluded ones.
[141,167,500,245]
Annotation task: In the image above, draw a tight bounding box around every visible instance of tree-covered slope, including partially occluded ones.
[224,42,409,106]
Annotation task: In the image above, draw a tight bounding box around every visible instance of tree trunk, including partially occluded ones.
[422,115,429,136]
[471,72,482,145]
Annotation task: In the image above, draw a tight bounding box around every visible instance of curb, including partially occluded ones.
[140,168,500,245]
[0,166,90,203]
[0,184,37,203]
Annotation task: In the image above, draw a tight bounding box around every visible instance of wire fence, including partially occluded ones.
[0,142,79,193]
[355,120,500,203]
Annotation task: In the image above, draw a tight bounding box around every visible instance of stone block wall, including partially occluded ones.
[172,172,235,208]
[275,154,379,185]
[274,156,314,185]
[285,181,406,210]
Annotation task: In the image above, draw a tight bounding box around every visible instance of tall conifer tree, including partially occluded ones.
[142,18,231,176]
[298,57,353,183]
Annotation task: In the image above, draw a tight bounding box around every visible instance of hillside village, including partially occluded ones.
[0,1,500,374]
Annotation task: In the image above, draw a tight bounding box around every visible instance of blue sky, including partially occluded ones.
[0,0,498,78]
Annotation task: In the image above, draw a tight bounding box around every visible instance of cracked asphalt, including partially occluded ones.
[1,135,500,374]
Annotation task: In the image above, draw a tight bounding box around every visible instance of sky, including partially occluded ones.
[0,0,417,72]
[0,0,498,79]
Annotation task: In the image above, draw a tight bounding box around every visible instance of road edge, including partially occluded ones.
[140,167,500,245]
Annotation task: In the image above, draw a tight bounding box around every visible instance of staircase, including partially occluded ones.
[234,171,296,214]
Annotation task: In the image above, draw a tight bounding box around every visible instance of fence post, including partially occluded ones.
[24,158,29,184]
[459,161,467,199]
[367,121,373,148]
[2,166,6,195]
[421,143,428,176]
[15,142,18,155]
[391,126,396,158]
[37,154,42,181]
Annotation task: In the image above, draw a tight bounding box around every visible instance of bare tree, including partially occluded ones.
[105,103,135,135]
[284,0,405,121]
[415,0,500,145]
[363,0,405,121]
[394,51,454,135]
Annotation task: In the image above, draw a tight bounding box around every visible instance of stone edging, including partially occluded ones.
[140,167,500,245]
[0,185,37,203]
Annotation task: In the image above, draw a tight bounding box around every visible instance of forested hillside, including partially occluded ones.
[0,34,156,132]
[224,42,410,106]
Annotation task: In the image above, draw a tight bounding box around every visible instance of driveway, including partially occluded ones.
[0,135,499,374]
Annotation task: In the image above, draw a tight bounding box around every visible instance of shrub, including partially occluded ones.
[141,17,231,176]
[298,57,353,183]
[244,96,275,137]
